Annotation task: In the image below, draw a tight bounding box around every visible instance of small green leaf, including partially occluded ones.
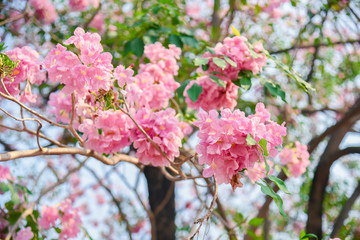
[264,82,287,103]
[0,182,10,193]
[240,76,252,91]
[97,128,103,135]
[222,55,237,68]
[233,212,244,226]
[202,64,209,71]
[256,182,287,218]
[180,35,198,48]
[269,175,290,194]
[209,75,226,88]
[246,134,257,146]
[186,83,203,103]
[194,58,209,66]
[212,57,227,70]
[258,139,269,156]
[249,217,264,227]
[300,233,318,240]
[168,34,183,48]
[206,47,215,54]
[130,38,145,58]
[55,227,62,233]
[177,80,190,98]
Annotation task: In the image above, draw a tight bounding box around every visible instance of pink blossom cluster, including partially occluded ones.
[246,159,274,184]
[48,92,73,124]
[184,76,239,111]
[194,103,286,185]
[0,165,11,181]
[38,199,81,240]
[185,36,266,111]
[29,0,57,24]
[125,43,181,110]
[14,227,33,240]
[279,141,310,177]
[130,108,189,166]
[79,110,134,154]
[44,27,113,96]
[69,0,100,11]
[3,46,45,103]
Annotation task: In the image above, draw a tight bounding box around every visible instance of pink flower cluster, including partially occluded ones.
[246,159,274,184]
[125,43,181,110]
[194,103,286,185]
[79,110,134,154]
[14,227,33,240]
[38,199,81,240]
[185,36,266,111]
[69,0,100,11]
[130,108,188,166]
[3,46,45,103]
[279,141,310,177]
[29,0,57,24]
[44,27,113,96]
[184,76,239,111]
[48,92,73,124]
[0,165,11,181]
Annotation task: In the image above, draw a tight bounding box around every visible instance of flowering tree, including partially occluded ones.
[0,0,359,240]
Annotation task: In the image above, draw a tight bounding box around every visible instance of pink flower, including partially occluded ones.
[38,205,60,230]
[194,103,286,187]
[114,65,134,87]
[89,13,105,33]
[69,0,89,11]
[0,165,11,180]
[59,199,81,240]
[279,141,310,177]
[30,0,57,24]
[184,76,239,111]
[14,227,33,240]
[246,160,274,183]
[79,110,134,154]
[130,108,185,167]
[48,92,73,124]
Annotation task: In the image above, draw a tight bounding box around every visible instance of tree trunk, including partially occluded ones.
[144,166,176,240]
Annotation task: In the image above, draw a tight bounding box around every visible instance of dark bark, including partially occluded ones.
[144,166,175,240]
[306,97,360,239]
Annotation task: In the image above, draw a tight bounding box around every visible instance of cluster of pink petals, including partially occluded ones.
[185,36,266,111]
[246,160,274,184]
[205,36,266,77]
[44,28,113,96]
[279,141,310,177]
[261,0,289,13]
[69,0,100,11]
[89,13,105,34]
[130,108,187,167]
[38,199,81,240]
[125,43,181,110]
[0,165,11,181]
[184,76,239,111]
[113,65,134,88]
[194,103,286,185]
[79,110,134,154]
[48,92,73,124]
[29,0,57,24]
[3,47,45,102]
[14,227,33,240]
[38,205,60,230]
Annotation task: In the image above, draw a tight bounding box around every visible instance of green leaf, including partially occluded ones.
[231,25,241,37]
[256,182,287,218]
[258,139,269,156]
[300,233,318,240]
[240,76,252,90]
[268,175,290,194]
[233,212,244,226]
[0,182,10,193]
[130,38,144,58]
[246,134,257,146]
[97,128,103,135]
[202,64,209,71]
[194,58,209,66]
[212,57,227,70]
[209,75,226,88]
[8,212,21,225]
[206,47,215,54]
[180,35,198,48]
[186,83,203,103]
[55,227,62,233]
[222,55,237,68]
[168,34,183,48]
[249,217,264,227]
[264,82,287,103]
[177,80,190,98]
